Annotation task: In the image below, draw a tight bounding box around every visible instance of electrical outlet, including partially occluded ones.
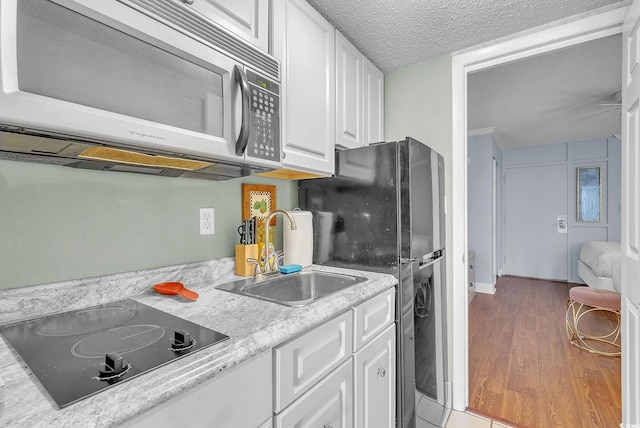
[199,208,214,235]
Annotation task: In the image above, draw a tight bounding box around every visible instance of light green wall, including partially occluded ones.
[0,160,297,289]
[385,53,454,373]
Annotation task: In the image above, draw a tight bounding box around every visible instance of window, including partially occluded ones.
[577,166,602,222]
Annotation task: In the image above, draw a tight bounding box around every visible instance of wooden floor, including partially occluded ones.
[468,276,621,428]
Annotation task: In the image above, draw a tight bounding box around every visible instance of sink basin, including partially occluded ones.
[215,270,368,307]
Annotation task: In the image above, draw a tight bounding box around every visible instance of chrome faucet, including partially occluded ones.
[262,209,297,273]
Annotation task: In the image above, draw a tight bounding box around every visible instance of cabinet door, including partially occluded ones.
[354,324,396,428]
[273,0,335,176]
[274,311,353,411]
[127,352,272,428]
[363,57,384,145]
[335,31,363,149]
[188,0,269,52]
[275,359,353,428]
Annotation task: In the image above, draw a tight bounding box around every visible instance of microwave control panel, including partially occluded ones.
[246,69,280,162]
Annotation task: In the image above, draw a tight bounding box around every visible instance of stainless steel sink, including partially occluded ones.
[215,270,368,307]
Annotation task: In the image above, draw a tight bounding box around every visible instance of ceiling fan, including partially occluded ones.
[578,90,621,121]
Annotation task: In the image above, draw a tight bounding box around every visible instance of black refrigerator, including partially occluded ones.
[298,137,449,427]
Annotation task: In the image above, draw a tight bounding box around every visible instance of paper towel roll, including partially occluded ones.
[283,210,313,267]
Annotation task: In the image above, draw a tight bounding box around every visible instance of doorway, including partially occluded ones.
[450,3,628,412]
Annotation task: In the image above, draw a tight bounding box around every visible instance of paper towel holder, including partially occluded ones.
[283,208,314,268]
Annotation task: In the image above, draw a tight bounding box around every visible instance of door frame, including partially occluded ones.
[450,4,629,410]
[492,157,498,278]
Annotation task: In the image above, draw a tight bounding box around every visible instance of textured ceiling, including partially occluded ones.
[468,34,622,149]
[306,0,624,72]
[306,0,626,149]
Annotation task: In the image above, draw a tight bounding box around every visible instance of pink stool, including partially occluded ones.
[566,286,621,357]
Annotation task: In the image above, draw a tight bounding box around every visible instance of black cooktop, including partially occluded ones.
[0,299,228,408]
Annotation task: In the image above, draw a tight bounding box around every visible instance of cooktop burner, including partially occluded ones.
[0,299,228,408]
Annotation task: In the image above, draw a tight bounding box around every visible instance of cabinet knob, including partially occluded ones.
[377,368,386,377]
[323,425,333,428]
[182,0,194,4]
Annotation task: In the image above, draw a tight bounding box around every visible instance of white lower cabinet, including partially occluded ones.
[126,351,272,428]
[274,311,353,412]
[274,359,353,427]
[128,289,395,428]
[273,288,395,427]
[354,324,396,428]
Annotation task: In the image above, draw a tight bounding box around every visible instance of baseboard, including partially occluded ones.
[475,281,496,295]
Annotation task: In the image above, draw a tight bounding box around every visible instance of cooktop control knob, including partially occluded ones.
[98,352,129,379]
[171,329,195,351]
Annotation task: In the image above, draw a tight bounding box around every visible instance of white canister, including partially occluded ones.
[283,209,313,267]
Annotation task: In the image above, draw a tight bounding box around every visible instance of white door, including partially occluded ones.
[622,0,640,422]
[504,164,568,280]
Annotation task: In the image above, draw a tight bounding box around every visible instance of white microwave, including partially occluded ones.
[0,0,281,179]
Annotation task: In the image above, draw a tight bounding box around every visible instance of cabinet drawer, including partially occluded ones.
[353,287,395,352]
[274,310,353,412]
[274,358,353,428]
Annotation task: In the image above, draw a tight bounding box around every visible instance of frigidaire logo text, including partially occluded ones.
[129,130,166,140]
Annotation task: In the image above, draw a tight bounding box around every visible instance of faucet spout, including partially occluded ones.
[263,209,297,273]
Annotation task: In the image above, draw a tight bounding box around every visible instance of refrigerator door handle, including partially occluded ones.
[402,249,445,266]
[401,253,444,269]
[418,257,440,270]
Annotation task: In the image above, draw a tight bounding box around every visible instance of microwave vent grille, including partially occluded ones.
[120,0,279,81]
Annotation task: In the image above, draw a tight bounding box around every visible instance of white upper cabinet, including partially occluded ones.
[335,31,363,149]
[185,0,269,52]
[363,56,384,145]
[272,0,336,176]
[336,31,384,149]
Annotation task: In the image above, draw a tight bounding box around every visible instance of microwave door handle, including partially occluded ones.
[234,65,250,156]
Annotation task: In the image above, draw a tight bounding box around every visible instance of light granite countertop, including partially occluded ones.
[0,258,397,427]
